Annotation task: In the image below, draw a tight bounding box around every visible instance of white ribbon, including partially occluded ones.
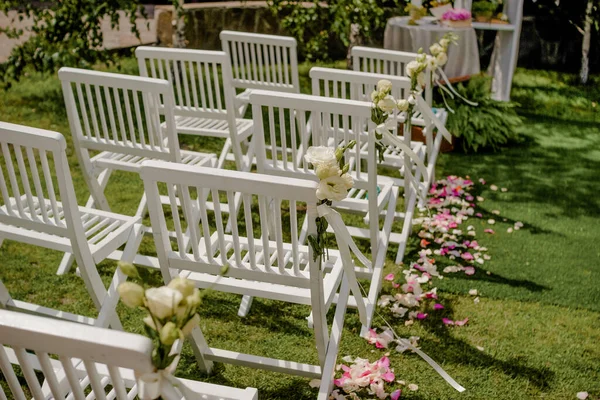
[397,337,466,392]
[136,340,198,399]
[317,204,370,327]
[436,67,480,107]
[416,94,453,143]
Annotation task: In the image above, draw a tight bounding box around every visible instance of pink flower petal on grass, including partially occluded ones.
[434,303,444,310]
[442,318,454,325]
[416,313,428,320]
[391,389,402,400]
[455,318,469,326]
[484,229,495,234]
[464,266,476,275]
[461,252,474,261]
[475,213,483,218]
[385,273,395,281]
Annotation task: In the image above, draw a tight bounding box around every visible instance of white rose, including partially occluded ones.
[145,286,182,320]
[426,55,438,70]
[304,146,337,167]
[396,99,409,112]
[436,52,448,67]
[315,163,342,180]
[117,282,144,308]
[316,173,354,202]
[167,277,195,298]
[376,79,392,94]
[159,321,180,346]
[371,89,381,102]
[408,95,417,105]
[430,43,443,56]
[440,38,450,48]
[377,95,397,113]
[416,53,427,63]
[405,60,420,78]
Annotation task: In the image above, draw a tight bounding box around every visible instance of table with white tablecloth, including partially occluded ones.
[383,16,480,80]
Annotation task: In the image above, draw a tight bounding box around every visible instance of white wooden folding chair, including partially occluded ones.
[0,309,259,400]
[220,30,300,116]
[309,67,449,262]
[141,161,364,399]
[249,90,415,332]
[0,122,141,329]
[352,46,433,107]
[136,47,254,171]
[57,67,217,275]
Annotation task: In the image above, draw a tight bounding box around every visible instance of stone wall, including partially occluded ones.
[155,1,287,50]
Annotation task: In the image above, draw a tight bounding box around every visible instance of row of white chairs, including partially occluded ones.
[0,30,450,399]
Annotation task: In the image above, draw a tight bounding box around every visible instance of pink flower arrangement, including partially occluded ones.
[442,8,472,21]
[333,356,399,399]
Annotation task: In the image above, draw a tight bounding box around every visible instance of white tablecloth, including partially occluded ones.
[383,16,480,79]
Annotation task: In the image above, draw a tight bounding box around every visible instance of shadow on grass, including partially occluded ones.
[439,116,600,219]
[417,299,555,391]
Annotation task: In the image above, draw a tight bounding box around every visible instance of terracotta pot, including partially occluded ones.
[474,12,493,23]
[400,124,455,153]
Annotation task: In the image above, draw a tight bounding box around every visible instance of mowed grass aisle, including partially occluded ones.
[0,59,598,399]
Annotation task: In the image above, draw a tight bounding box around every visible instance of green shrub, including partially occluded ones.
[437,75,523,152]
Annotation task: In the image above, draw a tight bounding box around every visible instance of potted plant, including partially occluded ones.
[441,8,472,28]
[472,0,499,23]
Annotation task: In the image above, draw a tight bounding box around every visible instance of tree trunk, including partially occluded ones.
[346,23,363,69]
[172,0,186,48]
[580,0,593,84]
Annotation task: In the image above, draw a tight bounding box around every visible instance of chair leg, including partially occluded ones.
[57,169,113,276]
[237,295,254,317]
[317,278,350,400]
[96,224,145,329]
[188,326,214,374]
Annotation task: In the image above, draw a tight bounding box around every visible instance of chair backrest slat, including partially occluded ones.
[311,67,412,103]
[221,31,300,94]
[0,122,84,236]
[142,162,318,287]
[351,46,432,106]
[59,67,180,162]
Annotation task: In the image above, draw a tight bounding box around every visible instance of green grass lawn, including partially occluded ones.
[0,60,599,399]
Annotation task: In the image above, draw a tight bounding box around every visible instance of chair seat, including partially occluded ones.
[170,233,345,308]
[0,197,140,264]
[91,149,216,174]
[170,115,254,140]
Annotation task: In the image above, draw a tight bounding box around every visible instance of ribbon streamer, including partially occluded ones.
[136,340,200,400]
[397,337,466,392]
[436,67,480,107]
[317,204,371,327]
[416,94,453,143]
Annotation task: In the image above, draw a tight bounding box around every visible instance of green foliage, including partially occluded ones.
[471,0,500,14]
[439,75,523,152]
[0,0,148,88]
[267,0,405,61]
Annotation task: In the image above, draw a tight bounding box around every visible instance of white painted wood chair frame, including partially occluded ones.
[0,122,142,330]
[249,90,399,331]
[141,161,352,399]
[0,309,259,400]
[136,47,254,171]
[58,67,216,275]
[309,67,447,262]
[352,46,433,107]
[220,30,300,116]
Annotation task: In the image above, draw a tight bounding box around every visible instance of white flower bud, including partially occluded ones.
[117,282,144,308]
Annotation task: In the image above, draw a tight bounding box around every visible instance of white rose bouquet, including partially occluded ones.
[304,143,355,261]
[116,262,223,371]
